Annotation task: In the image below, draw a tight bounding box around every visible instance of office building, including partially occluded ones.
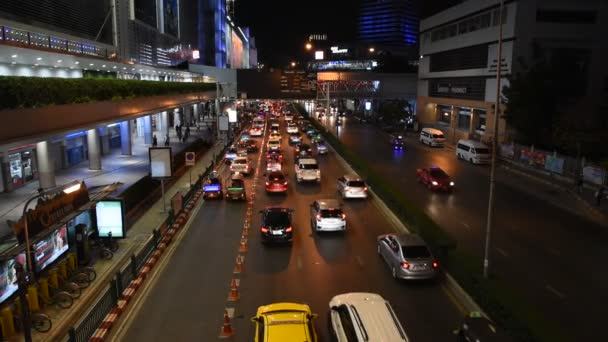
[358,0,419,50]
[416,0,608,145]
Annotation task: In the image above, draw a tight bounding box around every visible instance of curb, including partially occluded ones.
[314,117,486,317]
[88,186,206,341]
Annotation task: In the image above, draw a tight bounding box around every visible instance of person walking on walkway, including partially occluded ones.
[164,134,170,146]
[152,134,158,147]
[574,173,584,194]
[595,186,605,207]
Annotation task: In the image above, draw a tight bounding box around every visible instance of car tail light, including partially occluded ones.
[432,261,438,268]
[344,186,350,191]
[265,182,269,186]
[285,226,292,232]
[401,262,410,269]
[341,213,346,220]
[283,181,288,185]
[364,187,368,191]
[316,214,321,221]
[261,227,269,233]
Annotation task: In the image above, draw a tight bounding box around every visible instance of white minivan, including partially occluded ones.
[456,139,490,164]
[329,292,409,342]
[419,127,446,147]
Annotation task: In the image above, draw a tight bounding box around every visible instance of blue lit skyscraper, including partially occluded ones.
[358,0,419,48]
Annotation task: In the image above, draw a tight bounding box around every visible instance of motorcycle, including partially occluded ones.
[392,136,404,150]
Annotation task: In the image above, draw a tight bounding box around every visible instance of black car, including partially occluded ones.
[259,207,294,244]
[455,314,512,342]
[294,143,313,160]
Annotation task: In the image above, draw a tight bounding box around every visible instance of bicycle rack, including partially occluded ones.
[38,277,51,307]
[48,269,59,289]
[58,261,69,279]
[27,285,40,312]
[67,253,77,271]
[0,307,15,336]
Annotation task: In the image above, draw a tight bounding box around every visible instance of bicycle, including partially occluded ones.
[13,310,52,333]
[91,231,119,260]
[37,282,73,309]
[60,258,95,288]
[54,269,82,298]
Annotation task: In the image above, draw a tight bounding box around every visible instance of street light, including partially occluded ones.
[305,42,312,50]
[369,47,375,53]
[19,180,83,342]
[290,61,296,67]
[483,0,504,279]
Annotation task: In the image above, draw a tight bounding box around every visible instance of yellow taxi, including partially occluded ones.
[251,302,318,342]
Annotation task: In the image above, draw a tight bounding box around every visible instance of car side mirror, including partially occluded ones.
[250,316,259,323]
[330,306,339,311]
[308,313,319,319]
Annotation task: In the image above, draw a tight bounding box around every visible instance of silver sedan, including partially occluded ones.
[377,233,439,280]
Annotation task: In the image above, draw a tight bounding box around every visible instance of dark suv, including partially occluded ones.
[259,207,294,244]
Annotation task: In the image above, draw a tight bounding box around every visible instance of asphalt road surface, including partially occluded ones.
[115,115,465,341]
[319,111,608,341]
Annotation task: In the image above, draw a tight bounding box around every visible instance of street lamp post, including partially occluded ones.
[19,181,82,342]
[483,0,505,279]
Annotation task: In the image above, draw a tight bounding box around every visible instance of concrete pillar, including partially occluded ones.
[120,121,132,155]
[143,115,153,145]
[99,127,110,154]
[173,109,181,128]
[87,128,102,170]
[36,141,56,189]
[136,117,144,137]
[160,111,169,135]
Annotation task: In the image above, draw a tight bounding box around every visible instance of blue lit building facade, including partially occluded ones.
[358,0,419,51]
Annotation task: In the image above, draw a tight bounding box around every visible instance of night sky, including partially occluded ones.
[235,0,462,68]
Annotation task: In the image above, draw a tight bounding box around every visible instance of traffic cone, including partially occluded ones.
[234,255,243,274]
[242,225,249,236]
[219,310,234,338]
[227,279,240,301]
[239,237,248,253]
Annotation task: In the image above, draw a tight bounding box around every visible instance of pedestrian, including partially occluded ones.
[164,134,170,146]
[177,129,182,141]
[595,186,605,207]
[152,134,158,147]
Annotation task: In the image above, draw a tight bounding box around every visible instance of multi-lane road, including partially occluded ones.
[111,113,467,341]
[318,111,608,341]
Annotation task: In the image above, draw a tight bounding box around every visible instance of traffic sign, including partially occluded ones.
[185,152,195,166]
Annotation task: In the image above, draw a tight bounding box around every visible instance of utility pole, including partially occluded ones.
[483,0,504,279]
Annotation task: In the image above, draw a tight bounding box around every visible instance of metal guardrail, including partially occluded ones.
[67,282,119,342]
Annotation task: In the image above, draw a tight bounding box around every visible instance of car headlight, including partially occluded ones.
[449,181,455,186]
[431,181,438,186]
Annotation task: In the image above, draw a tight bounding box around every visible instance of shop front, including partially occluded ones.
[6,146,36,189]
[64,132,86,167]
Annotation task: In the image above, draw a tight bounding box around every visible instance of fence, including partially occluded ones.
[499,143,607,186]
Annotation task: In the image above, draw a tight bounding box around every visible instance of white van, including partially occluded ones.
[456,139,490,164]
[419,127,446,147]
[329,292,409,342]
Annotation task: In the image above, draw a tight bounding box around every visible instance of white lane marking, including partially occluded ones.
[225,307,235,318]
[297,256,303,270]
[545,285,565,299]
[355,256,364,268]
[495,247,509,257]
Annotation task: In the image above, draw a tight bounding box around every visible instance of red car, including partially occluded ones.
[265,171,288,193]
[416,167,454,192]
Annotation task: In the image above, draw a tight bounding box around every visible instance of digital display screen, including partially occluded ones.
[95,201,125,238]
[34,224,69,273]
[0,253,26,304]
[149,147,172,178]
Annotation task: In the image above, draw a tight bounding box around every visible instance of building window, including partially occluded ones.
[493,7,508,26]
[480,13,492,28]
[457,108,472,131]
[476,110,487,132]
[438,105,452,125]
[536,9,597,24]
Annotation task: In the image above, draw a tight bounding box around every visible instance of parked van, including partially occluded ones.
[329,292,409,342]
[419,127,446,147]
[456,139,490,164]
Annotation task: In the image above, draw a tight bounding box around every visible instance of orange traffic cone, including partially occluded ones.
[234,255,243,274]
[227,279,240,301]
[242,224,249,236]
[239,237,248,253]
[219,310,234,338]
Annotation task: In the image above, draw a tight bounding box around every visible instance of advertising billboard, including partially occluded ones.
[149,147,172,178]
[0,252,26,304]
[95,200,125,238]
[163,0,179,37]
[231,31,244,69]
[34,224,69,273]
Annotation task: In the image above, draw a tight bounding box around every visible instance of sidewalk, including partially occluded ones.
[7,138,226,342]
[0,124,214,238]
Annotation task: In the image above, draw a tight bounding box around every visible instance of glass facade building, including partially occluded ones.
[358,0,419,47]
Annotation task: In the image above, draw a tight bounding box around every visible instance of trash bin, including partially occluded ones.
[74,223,92,266]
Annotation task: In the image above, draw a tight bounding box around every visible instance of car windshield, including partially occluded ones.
[270,174,285,181]
[474,148,490,154]
[402,245,431,258]
[207,178,220,184]
[299,163,318,170]
[265,211,290,226]
[299,145,311,150]
[347,181,366,187]
[227,148,237,153]
[429,169,448,178]
[234,159,247,164]
[432,134,444,139]
[230,180,244,188]
[320,209,342,218]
